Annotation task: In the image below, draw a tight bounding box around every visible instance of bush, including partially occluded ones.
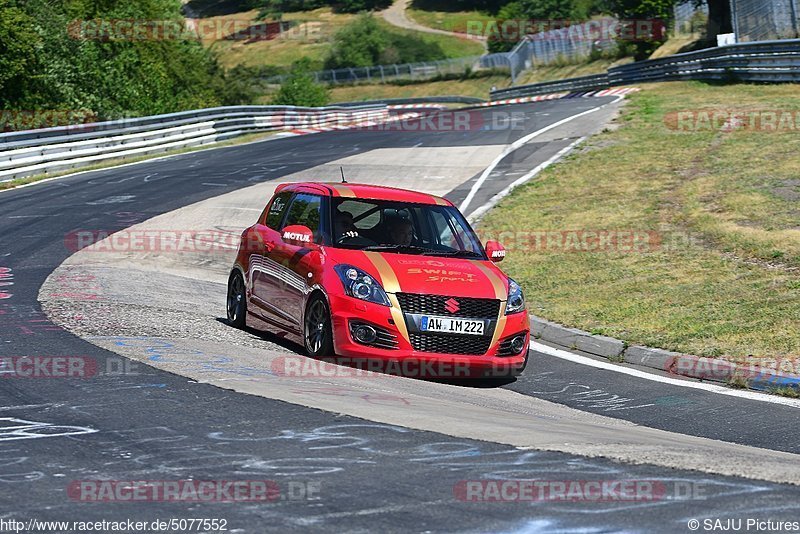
[271,59,329,106]
[324,14,446,69]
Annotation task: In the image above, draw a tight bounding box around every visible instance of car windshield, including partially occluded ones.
[330,198,486,259]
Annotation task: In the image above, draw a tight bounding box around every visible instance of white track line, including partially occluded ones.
[467,136,586,222]
[533,341,800,409]
[458,95,624,213]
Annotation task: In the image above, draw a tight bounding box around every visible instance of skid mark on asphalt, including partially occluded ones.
[516,372,658,412]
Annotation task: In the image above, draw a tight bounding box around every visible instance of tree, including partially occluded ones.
[325,14,389,69]
[0,1,42,107]
[272,59,329,107]
[325,13,445,68]
[603,0,731,57]
[487,0,604,53]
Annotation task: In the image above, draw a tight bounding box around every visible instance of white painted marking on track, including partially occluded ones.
[468,136,586,222]
[86,195,135,205]
[532,341,800,409]
[459,95,624,213]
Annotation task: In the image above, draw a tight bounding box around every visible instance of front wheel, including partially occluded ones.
[227,271,247,329]
[304,294,333,358]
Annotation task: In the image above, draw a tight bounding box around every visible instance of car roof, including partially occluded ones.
[275,182,453,207]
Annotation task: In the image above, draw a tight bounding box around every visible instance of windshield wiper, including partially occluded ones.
[426,249,484,258]
[363,245,484,258]
[363,244,438,255]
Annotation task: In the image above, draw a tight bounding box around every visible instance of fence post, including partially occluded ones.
[380,65,385,83]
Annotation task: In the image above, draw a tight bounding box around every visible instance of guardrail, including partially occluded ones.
[331,96,486,107]
[491,38,800,100]
[490,73,611,100]
[0,105,387,183]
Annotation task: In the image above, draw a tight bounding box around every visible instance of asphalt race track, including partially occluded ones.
[2,99,800,532]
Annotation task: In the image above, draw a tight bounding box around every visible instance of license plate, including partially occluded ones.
[420,316,485,336]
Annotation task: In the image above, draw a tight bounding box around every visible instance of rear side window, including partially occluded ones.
[265,192,291,229]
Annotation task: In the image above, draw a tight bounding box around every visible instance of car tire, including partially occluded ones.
[304,294,334,358]
[227,271,247,329]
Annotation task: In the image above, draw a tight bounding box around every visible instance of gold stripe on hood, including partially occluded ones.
[363,252,409,344]
[470,261,508,301]
[364,252,400,293]
[471,261,509,349]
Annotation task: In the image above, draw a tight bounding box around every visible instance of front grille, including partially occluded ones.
[396,293,500,319]
[409,333,492,355]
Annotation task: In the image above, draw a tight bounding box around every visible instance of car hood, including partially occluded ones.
[326,248,509,301]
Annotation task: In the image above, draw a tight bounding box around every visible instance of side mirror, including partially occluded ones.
[485,240,506,262]
[282,225,315,247]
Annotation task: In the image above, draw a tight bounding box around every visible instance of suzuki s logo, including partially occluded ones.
[444,298,460,314]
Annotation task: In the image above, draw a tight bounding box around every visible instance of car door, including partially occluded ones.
[249,191,292,326]
[269,193,327,330]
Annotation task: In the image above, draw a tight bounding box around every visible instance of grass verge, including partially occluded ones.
[375,18,485,58]
[207,8,484,70]
[406,7,494,35]
[478,81,800,365]
[313,72,509,102]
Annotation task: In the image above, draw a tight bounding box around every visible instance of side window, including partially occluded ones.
[336,200,380,231]
[283,193,323,242]
[430,211,458,248]
[265,192,291,230]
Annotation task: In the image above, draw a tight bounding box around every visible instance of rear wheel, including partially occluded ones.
[227,271,247,329]
[304,294,333,358]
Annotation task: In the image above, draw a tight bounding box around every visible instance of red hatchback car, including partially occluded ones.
[227,182,529,378]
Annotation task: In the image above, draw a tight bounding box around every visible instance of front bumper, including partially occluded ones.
[328,293,529,378]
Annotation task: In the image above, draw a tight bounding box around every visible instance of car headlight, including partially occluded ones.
[505,278,525,315]
[334,265,391,307]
